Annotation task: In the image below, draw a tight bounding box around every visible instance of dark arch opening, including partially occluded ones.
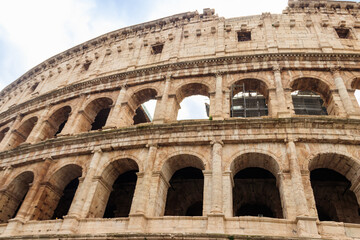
[0,127,9,143]
[311,168,360,223]
[164,167,204,216]
[230,79,268,118]
[51,178,79,219]
[11,117,38,148]
[233,167,283,218]
[103,170,138,218]
[91,108,110,130]
[0,171,34,223]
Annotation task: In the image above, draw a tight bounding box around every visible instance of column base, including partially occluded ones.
[277,111,292,118]
[59,215,80,234]
[2,218,24,236]
[128,213,147,232]
[296,216,321,238]
[207,213,225,234]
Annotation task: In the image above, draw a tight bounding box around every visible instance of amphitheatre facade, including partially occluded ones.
[0,0,360,239]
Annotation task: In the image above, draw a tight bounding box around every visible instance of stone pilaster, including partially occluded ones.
[25,105,52,144]
[128,144,158,232]
[286,139,320,238]
[104,83,128,128]
[273,65,291,118]
[331,68,358,117]
[207,139,225,234]
[212,72,224,120]
[0,115,22,151]
[153,76,171,124]
[60,94,87,135]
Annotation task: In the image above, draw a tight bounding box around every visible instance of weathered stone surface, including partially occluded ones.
[0,0,360,239]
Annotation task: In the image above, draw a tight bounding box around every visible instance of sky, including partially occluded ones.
[0,0,358,119]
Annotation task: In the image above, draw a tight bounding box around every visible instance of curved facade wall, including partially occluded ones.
[0,0,360,239]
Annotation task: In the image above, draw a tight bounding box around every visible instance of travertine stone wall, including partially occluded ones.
[0,0,360,239]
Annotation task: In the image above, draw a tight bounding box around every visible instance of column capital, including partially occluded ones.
[146,143,158,149]
[272,64,282,73]
[91,146,102,154]
[285,137,298,143]
[214,71,224,77]
[210,139,224,146]
[330,66,342,75]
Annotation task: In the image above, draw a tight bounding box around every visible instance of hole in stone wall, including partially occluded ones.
[237,31,251,42]
[335,28,352,39]
[51,178,79,219]
[311,168,360,223]
[91,108,110,130]
[30,82,39,92]
[83,61,91,71]
[164,167,204,216]
[103,170,138,218]
[233,167,283,218]
[151,44,164,54]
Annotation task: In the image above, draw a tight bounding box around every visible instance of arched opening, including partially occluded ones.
[233,167,282,218]
[87,158,139,218]
[41,106,71,141]
[131,88,157,125]
[161,154,205,216]
[230,153,283,218]
[164,167,204,216]
[103,170,138,218]
[10,117,38,148]
[0,171,34,223]
[31,164,82,220]
[51,178,79,219]
[176,83,210,120]
[0,127,9,143]
[311,168,360,223]
[230,79,268,118]
[83,97,113,131]
[291,78,331,115]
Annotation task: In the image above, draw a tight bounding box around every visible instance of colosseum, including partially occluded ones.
[1,0,360,239]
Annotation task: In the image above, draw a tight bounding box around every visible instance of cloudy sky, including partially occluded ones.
[0,0,358,119]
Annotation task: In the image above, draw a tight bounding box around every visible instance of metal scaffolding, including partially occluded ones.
[230,83,268,118]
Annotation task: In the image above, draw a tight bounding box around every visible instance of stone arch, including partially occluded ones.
[290,77,332,115]
[350,77,360,90]
[32,164,82,220]
[88,158,139,218]
[9,116,38,149]
[229,78,269,118]
[0,171,34,223]
[174,82,211,120]
[40,105,72,141]
[308,153,360,185]
[308,153,360,223]
[230,153,283,218]
[81,97,113,131]
[128,87,158,125]
[160,154,205,216]
[230,152,280,180]
[155,149,209,173]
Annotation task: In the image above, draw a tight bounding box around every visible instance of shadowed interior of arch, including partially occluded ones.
[103,170,138,218]
[164,167,204,216]
[10,117,38,149]
[0,127,9,143]
[230,79,268,118]
[233,167,283,218]
[83,97,113,131]
[310,168,360,223]
[0,171,34,223]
